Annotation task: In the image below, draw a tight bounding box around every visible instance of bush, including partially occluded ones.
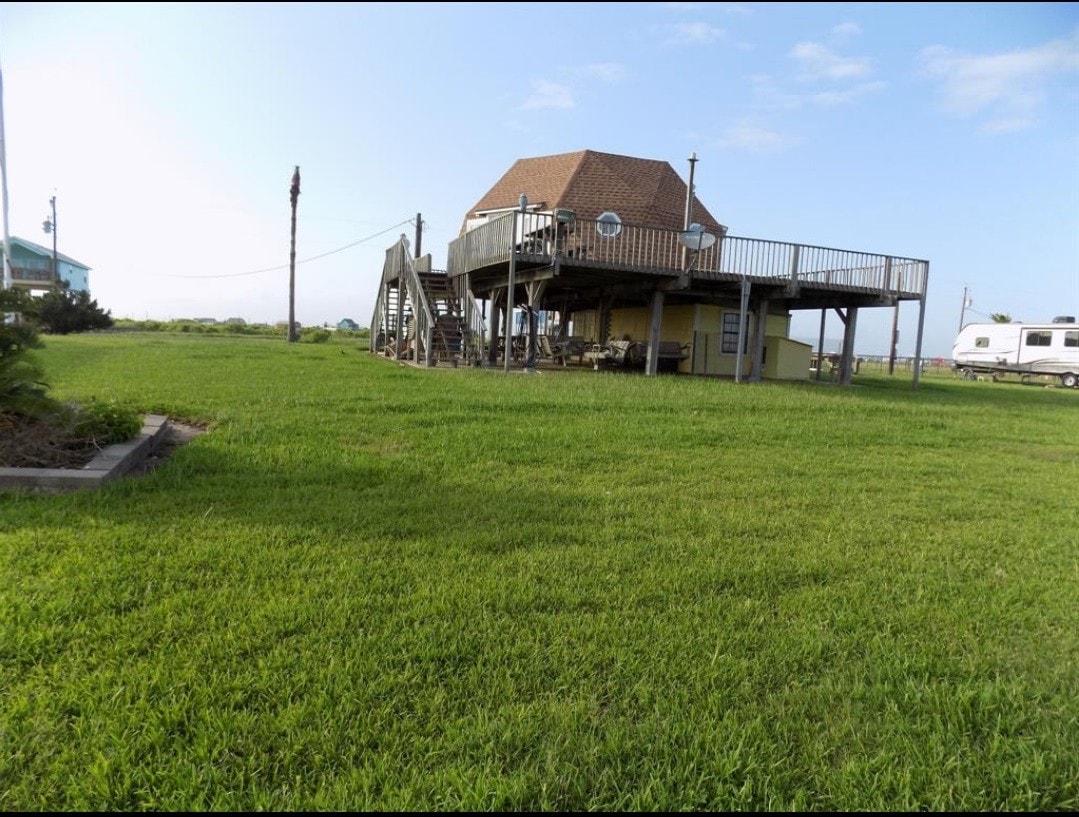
[66,397,143,446]
[0,290,54,418]
[299,328,332,344]
[32,287,114,334]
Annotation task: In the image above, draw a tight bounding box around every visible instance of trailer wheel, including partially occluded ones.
[1061,372,1078,389]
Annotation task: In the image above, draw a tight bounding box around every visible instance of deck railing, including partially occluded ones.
[448,212,928,298]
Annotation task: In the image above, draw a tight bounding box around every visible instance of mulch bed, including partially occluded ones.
[0,413,208,472]
[0,412,101,469]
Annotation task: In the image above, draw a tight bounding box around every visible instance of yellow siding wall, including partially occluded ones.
[763,337,811,380]
[572,304,796,378]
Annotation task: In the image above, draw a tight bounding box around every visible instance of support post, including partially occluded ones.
[888,302,900,375]
[913,262,930,391]
[645,289,664,376]
[735,277,750,383]
[504,212,518,373]
[839,306,858,386]
[487,290,501,366]
[750,297,768,381]
[815,308,827,381]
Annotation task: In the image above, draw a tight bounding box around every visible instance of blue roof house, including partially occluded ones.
[1,236,92,294]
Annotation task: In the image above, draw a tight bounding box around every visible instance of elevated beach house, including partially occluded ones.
[370,149,929,386]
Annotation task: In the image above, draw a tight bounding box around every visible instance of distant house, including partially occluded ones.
[1,236,92,293]
[337,318,359,331]
[195,317,218,325]
[225,317,246,325]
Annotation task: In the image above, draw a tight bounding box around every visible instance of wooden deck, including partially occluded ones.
[447,211,928,311]
[376,211,931,388]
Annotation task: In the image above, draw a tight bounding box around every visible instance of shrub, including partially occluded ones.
[32,286,114,334]
[66,397,143,446]
[0,290,54,418]
[299,328,332,344]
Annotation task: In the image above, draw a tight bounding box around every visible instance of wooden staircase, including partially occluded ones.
[418,272,468,366]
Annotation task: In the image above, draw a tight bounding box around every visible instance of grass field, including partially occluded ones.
[2,332,1076,811]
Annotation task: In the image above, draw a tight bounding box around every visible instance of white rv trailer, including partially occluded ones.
[952,317,1079,388]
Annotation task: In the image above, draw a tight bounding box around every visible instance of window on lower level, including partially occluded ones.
[1025,331,1052,347]
[721,312,748,354]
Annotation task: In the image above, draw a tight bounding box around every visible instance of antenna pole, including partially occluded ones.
[681,152,697,273]
[958,286,969,334]
[415,212,422,259]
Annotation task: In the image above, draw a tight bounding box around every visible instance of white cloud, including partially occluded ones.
[920,34,1079,129]
[979,118,1035,135]
[810,80,887,106]
[790,41,872,82]
[715,121,801,153]
[581,62,630,82]
[831,22,861,40]
[665,21,725,45]
[519,80,574,110]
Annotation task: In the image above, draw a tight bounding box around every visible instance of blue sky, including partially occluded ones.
[1,1,1076,358]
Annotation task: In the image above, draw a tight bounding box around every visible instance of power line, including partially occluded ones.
[159,217,415,279]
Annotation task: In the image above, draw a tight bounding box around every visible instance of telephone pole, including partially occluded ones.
[958,286,970,334]
[288,166,300,342]
[43,195,57,284]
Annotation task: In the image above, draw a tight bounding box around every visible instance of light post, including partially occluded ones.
[42,195,58,286]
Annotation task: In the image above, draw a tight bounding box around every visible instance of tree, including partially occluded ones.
[990,313,1012,323]
[0,288,50,416]
[32,286,114,335]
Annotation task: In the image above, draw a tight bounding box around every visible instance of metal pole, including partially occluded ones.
[681,152,697,272]
[958,285,968,334]
[415,212,422,259]
[0,64,12,291]
[816,309,826,381]
[913,262,930,391]
[288,166,300,342]
[50,196,57,285]
[888,302,899,375]
[504,210,517,373]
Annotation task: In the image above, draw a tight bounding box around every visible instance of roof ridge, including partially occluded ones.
[4,235,92,269]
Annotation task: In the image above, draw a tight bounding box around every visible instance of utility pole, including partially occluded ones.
[0,63,12,292]
[44,195,57,285]
[414,212,422,259]
[288,166,300,342]
[958,286,970,334]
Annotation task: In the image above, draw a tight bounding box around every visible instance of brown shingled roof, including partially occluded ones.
[460,149,726,236]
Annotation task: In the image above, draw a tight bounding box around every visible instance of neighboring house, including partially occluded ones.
[1,236,91,293]
[338,318,360,331]
[372,149,930,386]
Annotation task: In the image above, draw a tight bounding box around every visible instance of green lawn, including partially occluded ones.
[2,332,1076,811]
